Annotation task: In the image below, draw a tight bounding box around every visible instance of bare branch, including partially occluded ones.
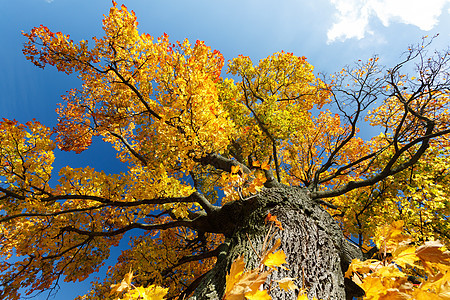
[311,126,450,199]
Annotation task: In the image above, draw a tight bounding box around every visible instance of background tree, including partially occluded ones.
[1,2,449,299]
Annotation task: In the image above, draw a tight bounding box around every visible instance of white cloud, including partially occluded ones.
[327,0,450,43]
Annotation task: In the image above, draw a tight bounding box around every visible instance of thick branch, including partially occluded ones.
[194,153,251,174]
[190,191,219,215]
[61,220,194,237]
[2,191,219,223]
[272,141,281,182]
[316,146,388,186]
[0,187,26,200]
[263,169,282,188]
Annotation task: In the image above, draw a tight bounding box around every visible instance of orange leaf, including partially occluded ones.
[265,213,283,230]
[260,161,270,170]
[415,240,450,265]
[231,165,240,174]
[252,161,261,168]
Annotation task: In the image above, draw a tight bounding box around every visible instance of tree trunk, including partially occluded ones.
[189,186,364,300]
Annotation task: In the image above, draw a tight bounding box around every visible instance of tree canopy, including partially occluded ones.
[1,2,449,299]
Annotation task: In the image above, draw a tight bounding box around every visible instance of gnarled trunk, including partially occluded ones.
[190,186,363,300]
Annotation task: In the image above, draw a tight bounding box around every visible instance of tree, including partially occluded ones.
[1,2,449,299]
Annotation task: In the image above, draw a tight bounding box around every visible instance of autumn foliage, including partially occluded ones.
[1,1,449,299]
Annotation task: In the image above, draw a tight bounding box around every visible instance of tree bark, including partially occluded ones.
[189,186,364,300]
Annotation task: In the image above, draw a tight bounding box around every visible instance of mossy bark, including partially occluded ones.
[189,186,363,300]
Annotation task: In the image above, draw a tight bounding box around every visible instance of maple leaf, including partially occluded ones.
[296,290,309,300]
[245,289,271,300]
[360,276,386,298]
[262,250,287,269]
[125,285,168,300]
[231,165,241,174]
[276,277,298,291]
[224,268,271,300]
[260,161,270,170]
[413,289,445,300]
[393,246,419,269]
[110,271,133,295]
[378,289,411,300]
[415,241,450,266]
[225,255,246,296]
[265,213,283,230]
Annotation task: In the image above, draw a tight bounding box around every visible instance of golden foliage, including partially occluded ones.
[347,221,450,300]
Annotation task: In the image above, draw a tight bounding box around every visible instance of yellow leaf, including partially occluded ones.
[260,238,281,266]
[225,269,271,300]
[225,289,246,300]
[110,271,133,295]
[352,273,363,285]
[345,258,376,278]
[245,289,271,300]
[125,285,168,300]
[144,285,168,300]
[360,276,386,298]
[297,291,308,300]
[252,161,261,167]
[123,271,133,285]
[260,161,270,170]
[375,220,411,251]
[276,278,298,291]
[231,165,240,174]
[225,255,246,294]
[438,291,450,300]
[262,250,287,269]
[238,270,271,295]
[379,289,411,300]
[414,289,444,300]
[394,246,419,268]
[376,265,406,278]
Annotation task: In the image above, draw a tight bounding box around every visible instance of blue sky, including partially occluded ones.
[1,0,450,298]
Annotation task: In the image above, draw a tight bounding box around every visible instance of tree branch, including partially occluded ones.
[194,153,251,174]
[311,125,448,199]
[0,187,26,200]
[241,79,281,182]
[0,205,108,223]
[164,247,221,275]
[61,220,194,237]
[109,131,148,166]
